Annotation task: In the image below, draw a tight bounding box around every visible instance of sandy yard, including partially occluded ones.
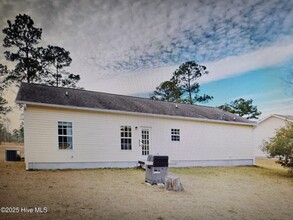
[0,144,292,220]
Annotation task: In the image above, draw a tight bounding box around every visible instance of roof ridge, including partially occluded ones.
[20,83,218,110]
[274,114,293,117]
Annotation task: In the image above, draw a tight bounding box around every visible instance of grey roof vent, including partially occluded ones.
[220,113,225,120]
[65,91,68,96]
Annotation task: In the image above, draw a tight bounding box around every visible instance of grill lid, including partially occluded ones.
[147,155,169,167]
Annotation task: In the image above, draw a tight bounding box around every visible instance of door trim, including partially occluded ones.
[139,126,152,159]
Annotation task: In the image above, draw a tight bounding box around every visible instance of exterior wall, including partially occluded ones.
[24,105,254,169]
[253,116,287,157]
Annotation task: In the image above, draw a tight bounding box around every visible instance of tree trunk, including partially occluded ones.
[165,175,184,192]
[187,73,192,104]
[56,65,59,87]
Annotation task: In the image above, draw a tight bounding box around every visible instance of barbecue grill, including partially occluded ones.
[145,155,169,185]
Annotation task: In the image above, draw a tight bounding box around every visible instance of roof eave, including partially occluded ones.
[258,114,293,124]
[16,100,255,126]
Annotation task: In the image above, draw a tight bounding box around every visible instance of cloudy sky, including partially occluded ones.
[0,0,293,129]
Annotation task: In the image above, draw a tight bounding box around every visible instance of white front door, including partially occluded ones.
[140,127,151,160]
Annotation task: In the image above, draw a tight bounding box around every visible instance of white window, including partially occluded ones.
[121,126,132,150]
[58,121,73,149]
[171,129,180,141]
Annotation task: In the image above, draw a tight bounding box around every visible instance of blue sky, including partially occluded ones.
[0,0,293,128]
[202,60,292,115]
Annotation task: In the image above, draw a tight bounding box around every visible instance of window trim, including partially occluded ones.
[171,128,180,142]
[120,125,132,150]
[58,121,73,150]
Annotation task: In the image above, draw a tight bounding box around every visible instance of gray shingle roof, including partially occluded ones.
[16,83,253,124]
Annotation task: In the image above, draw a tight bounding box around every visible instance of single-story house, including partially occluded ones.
[253,114,293,157]
[16,83,255,170]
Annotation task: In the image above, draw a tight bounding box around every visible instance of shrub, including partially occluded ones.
[262,122,293,174]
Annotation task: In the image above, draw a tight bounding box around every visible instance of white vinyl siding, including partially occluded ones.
[24,105,254,168]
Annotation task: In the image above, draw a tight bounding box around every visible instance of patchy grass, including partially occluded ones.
[0,152,292,220]
[256,158,291,173]
[171,158,292,179]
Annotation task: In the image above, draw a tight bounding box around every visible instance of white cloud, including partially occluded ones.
[1,0,292,75]
[82,40,293,95]
[260,99,293,119]
[83,65,178,95]
[199,41,293,83]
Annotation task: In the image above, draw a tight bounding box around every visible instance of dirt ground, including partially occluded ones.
[0,144,292,220]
